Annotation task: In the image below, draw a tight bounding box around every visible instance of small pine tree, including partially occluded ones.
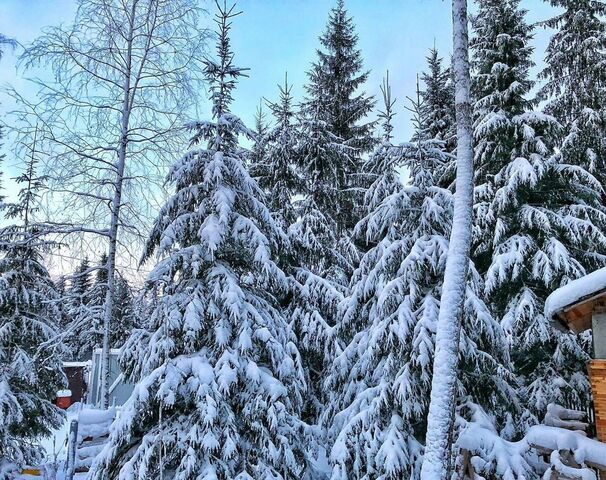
[361,73,403,230]
[255,74,303,228]
[0,150,64,478]
[111,275,136,348]
[249,100,270,172]
[64,258,97,360]
[420,48,456,152]
[65,253,135,357]
[88,253,109,347]
[91,4,309,478]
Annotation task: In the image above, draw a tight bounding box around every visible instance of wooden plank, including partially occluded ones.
[589,360,606,442]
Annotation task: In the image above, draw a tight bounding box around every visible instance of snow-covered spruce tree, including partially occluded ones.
[87,254,110,352]
[326,87,514,479]
[64,258,97,360]
[419,49,457,189]
[65,254,137,358]
[0,154,64,478]
[420,48,456,153]
[471,0,606,428]
[254,75,303,229]
[351,73,401,253]
[539,0,606,126]
[249,101,270,174]
[290,4,376,426]
[55,275,71,334]
[111,275,137,349]
[89,253,109,308]
[301,0,374,233]
[91,4,309,479]
[289,92,351,432]
[539,0,606,189]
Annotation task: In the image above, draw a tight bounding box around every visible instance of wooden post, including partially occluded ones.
[461,449,475,479]
[65,419,79,480]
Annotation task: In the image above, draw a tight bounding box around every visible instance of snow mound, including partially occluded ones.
[78,406,115,441]
[544,267,606,322]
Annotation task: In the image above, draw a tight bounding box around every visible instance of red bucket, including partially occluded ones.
[56,389,72,409]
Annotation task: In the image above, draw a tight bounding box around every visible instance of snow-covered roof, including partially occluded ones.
[63,360,92,368]
[544,267,606,332]
[93,347,122,356]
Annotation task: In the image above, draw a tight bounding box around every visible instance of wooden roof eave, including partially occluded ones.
[555,287,606,334]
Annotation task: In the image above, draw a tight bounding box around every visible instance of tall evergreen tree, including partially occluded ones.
[88,253,109,348]
[55,275,69,332]
[353,73,401,253]
[471,0,606,427]
[65,253,136,357]
[0,151,64,478]
[92,4,309,478]
[326,93,514,479]
[539,0,606,189]
[539,0,606,125]
[289,89,352,436]
[301,0,374,233]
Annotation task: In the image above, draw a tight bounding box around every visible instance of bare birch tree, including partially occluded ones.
[11,0,210,409]
[420,0,475,477]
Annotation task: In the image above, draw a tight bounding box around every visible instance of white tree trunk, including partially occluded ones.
[420,0,474,478]
[15,0,207,412]
[99,2,136,409]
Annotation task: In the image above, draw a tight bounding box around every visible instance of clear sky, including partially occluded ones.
[1,0,556,150]
[0,0,556,276]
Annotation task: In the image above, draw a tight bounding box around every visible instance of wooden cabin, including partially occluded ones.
[545,267,606,442]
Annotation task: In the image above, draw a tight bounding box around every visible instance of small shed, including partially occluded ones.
[545,267,606,442]
[63,360,91,404]
[87,348,135,407]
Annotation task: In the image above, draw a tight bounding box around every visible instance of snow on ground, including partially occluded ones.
[17,403,112,480]
[39,403,83,466]
[544,267,606,321]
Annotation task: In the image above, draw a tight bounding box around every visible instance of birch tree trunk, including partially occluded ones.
[419,0,474,477]
[99,0,136,410]
[13,0,209,409]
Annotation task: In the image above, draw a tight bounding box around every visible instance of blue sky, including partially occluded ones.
[0,0,551,137]
[0,0,558,275]
[0,0,556,180]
